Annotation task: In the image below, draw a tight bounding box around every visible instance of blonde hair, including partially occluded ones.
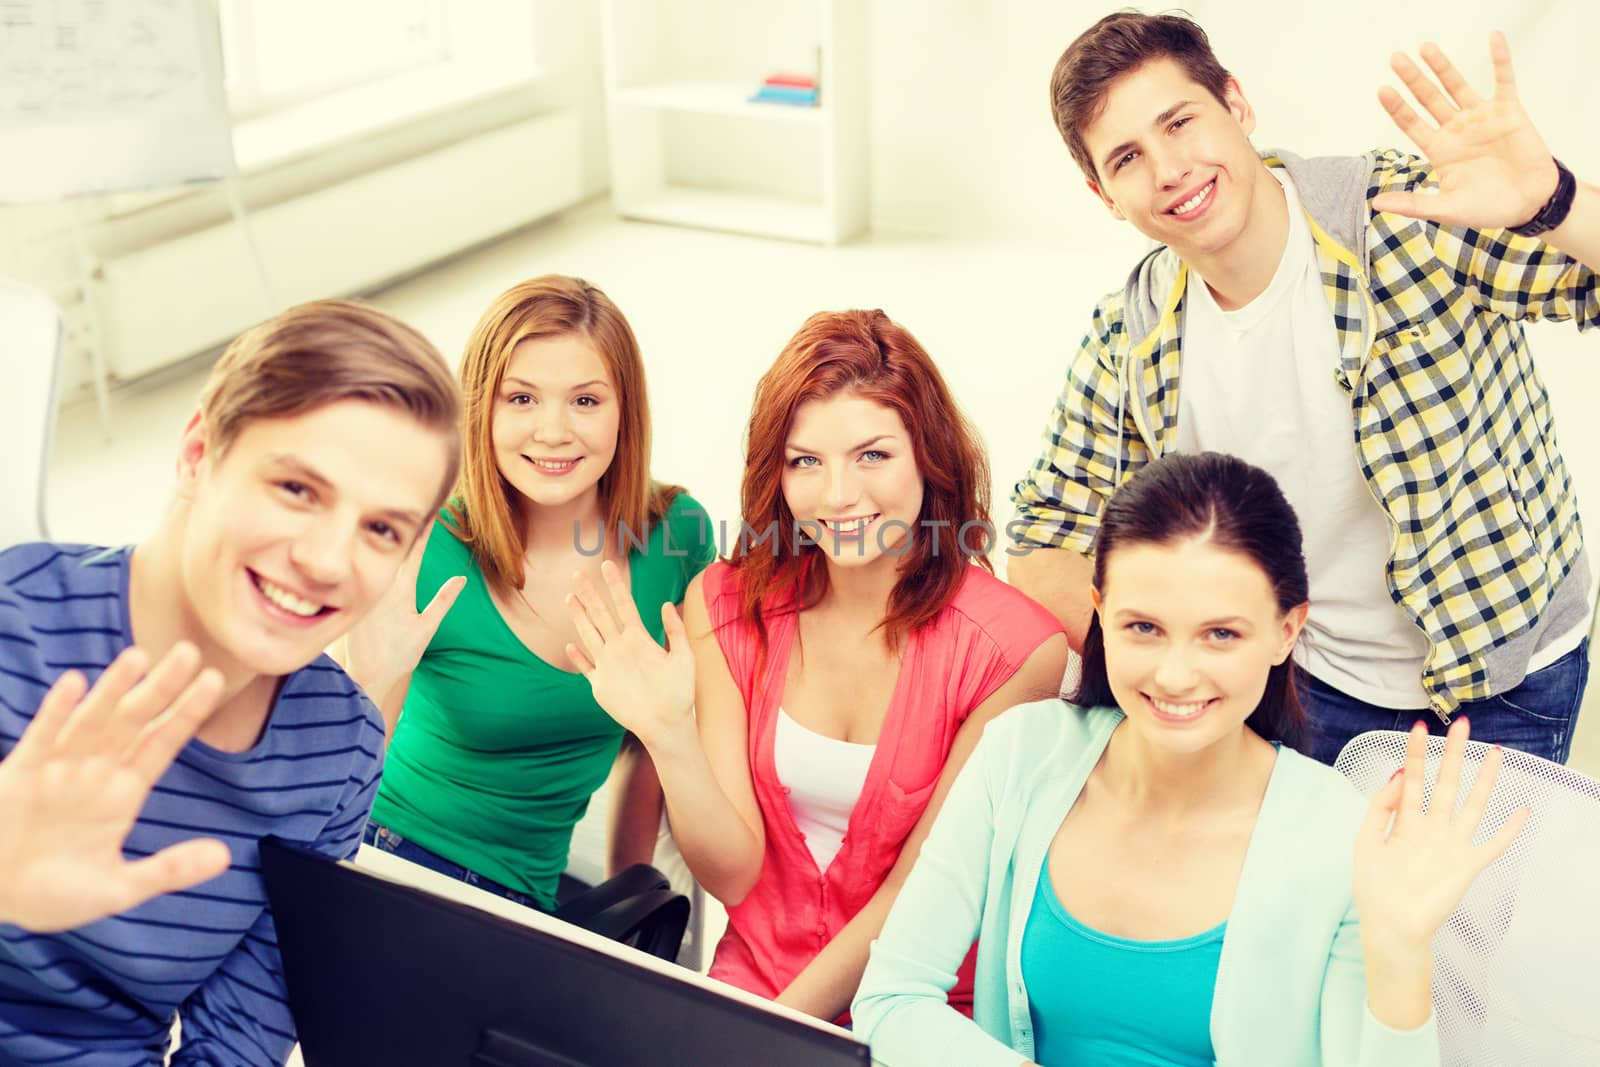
[198,299,461,509]
[448,275,679,591]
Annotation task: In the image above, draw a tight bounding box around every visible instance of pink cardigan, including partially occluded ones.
[700,560,1063,1017]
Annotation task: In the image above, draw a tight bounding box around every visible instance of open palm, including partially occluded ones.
[0,644,230,932]
[1352,718,1529,950]
[346,522,464,716]
[1372,33,1559,230]
[565,560,694,744]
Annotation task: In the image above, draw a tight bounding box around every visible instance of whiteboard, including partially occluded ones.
[0,0,234,202]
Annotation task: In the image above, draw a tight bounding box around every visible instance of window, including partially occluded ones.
[219,0,448,119]
[216,0,448,119]
[211,0,540,172]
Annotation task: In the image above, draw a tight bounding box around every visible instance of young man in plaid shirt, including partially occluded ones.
[1010,12,1597,764]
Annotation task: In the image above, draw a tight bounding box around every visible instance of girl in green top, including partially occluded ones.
[348,275,715,911]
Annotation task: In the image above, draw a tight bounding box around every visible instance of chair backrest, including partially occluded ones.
[555,864,691,963]
[565,774,713,971]
[0,280,64,548]
[1335,730,1600,1066]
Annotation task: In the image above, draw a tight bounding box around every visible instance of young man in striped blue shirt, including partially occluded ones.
[0,301,462,1065]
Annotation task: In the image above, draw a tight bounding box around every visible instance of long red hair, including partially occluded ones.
[733,309,992,650]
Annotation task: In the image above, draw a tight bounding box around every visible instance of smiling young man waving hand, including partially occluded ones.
[1010,13,1597,765]
[0,301,461,1064]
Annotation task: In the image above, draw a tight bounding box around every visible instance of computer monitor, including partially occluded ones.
[260,837,872,1067]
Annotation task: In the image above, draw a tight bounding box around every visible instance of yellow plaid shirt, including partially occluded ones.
[1012,150,1598,712]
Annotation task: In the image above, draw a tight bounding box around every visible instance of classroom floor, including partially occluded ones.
[48,196,1600,777]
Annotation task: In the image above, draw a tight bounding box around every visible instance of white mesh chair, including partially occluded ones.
[0,280,65,547]
[1335,730,1600,1066]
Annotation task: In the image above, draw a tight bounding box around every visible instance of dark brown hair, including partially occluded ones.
[1050,10,1231,182]
[1071,452,1309,748]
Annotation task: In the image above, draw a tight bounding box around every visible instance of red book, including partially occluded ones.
[762,72,817,89]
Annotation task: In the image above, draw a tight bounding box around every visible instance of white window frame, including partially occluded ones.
[220,0,451,123]
[103,0,543,216]
[226,0,543,171]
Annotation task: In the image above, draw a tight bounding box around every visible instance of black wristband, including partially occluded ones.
[1510,157,1576,237]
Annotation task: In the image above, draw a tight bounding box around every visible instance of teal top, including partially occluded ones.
[1022,858,1222,1066]
[369,491,715,909]
[854,700,1441,1066]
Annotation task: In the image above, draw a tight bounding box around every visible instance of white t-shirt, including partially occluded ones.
[773,707,876,872]
[1176,172,1432,709]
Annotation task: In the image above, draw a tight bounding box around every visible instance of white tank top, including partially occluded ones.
[773,707,877,873]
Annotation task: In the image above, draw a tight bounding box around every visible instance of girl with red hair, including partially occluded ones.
[567,309,1068,1021]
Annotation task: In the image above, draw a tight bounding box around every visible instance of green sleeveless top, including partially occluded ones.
[369,492,715,908]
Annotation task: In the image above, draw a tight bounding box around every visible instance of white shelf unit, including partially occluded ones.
[601,0,868,245]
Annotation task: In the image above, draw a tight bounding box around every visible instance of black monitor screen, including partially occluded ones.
[260,837,872,1067]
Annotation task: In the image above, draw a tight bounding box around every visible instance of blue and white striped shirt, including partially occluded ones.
[0,543,385,1065]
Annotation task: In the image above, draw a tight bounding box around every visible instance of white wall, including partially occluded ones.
[9,0,1596,529]
[867,0,1595,241]
[0,0,607,400]
[11,1,1589,395]
[858,0,1598,559]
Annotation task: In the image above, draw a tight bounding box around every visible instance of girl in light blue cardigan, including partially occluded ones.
[853,453,1526,1066]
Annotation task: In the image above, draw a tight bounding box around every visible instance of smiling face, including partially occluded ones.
[781,390,924,573]
[1082,57,1275,265]
[491,333,621,519]
[1094,534,1306,755]
[176,400,451,678]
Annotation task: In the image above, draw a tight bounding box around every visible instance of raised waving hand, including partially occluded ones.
[1352,717,1530,1028]
[345,522,465,733]
[0,643,229,932]
[565,560,694,745]
[1372,32,1560,231]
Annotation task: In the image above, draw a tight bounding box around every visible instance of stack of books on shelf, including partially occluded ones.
[750,72,819,107]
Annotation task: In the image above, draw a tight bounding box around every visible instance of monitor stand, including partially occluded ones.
[470,1029,585,1067]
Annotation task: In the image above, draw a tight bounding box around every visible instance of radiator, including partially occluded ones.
[93,110,582,380]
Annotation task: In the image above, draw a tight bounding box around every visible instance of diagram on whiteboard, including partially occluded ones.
[0,0,215,122]
[0,0,232,200]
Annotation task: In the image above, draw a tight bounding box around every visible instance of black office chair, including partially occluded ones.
[553,864,690,963]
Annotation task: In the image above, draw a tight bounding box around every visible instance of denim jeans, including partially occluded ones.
[1300,639,1590,766]
[362,822,548,912]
